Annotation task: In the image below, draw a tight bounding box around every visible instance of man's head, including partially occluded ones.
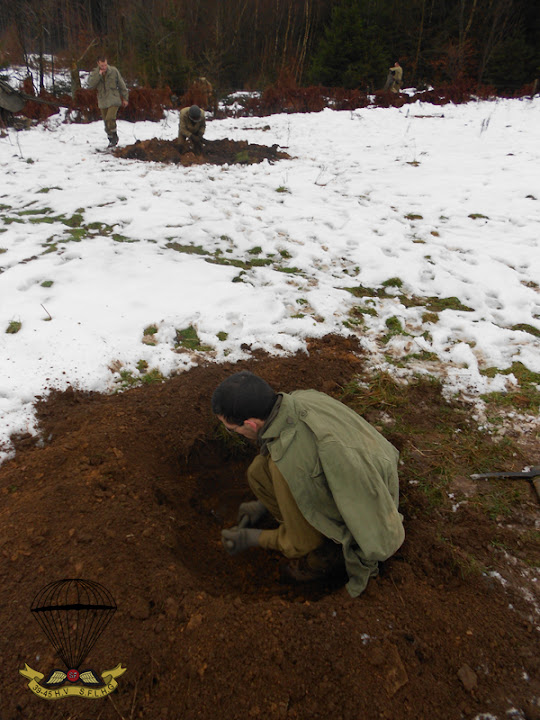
[97,55,108,72]
[188,105,202,121]
[212,371,277,440]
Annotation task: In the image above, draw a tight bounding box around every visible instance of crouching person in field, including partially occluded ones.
[178,105,206,153]
[212,371,405,598]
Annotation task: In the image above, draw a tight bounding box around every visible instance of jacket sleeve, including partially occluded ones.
[87,68,101,89]
[319,442,404,563]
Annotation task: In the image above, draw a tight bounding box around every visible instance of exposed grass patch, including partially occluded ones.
[175,325,211,351]
[166,242,210,256]
[17,208,53,216]
[113,234,137,243]
[480,362,540,412]
[40,280,54,288]
[383,316,408,343]
[62,213,84,228]
[405,213,423,220]
[343,305,378,329]
[422,312,439,324]
[339,372,530,526]
[0,247,7,253]
[248,246,263,255]
[235,150,250,164]
[381,277,403,289]
[468,213,488,220]
[275,266,302,275]
[6,321,22,334]
[511,323,540,338]
[37,187,61,194]
[142,325,158,346]
[42,243,58,254]
[400,295,474,313]
[141,368,166,385]
[276,186,289,193]
[28,216,57,224]
[65,228,87,241]
[217,331,228,341]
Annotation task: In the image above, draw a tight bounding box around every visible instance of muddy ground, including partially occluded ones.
[1,336,539,720]
[114,137,290,166]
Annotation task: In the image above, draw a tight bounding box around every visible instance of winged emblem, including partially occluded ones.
[43,669,67,686]
[79,669,104,685]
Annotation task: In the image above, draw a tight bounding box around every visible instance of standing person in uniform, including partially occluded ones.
[178,105,206,153]
[88,55,129,147]
[212,371,405,598]
[383,61,403,93]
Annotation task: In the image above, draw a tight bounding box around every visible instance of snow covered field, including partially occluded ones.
[1,96,539,461]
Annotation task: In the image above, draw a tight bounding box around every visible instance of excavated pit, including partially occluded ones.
[2,335,539,719]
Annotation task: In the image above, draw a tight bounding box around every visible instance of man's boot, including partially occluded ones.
[108,132,118,148]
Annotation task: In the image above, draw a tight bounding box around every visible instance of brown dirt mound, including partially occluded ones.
[114,137,290,166]
[1,336,538,720]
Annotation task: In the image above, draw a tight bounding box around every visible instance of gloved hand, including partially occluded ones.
[237,500,267,527]
[221,527,262,555]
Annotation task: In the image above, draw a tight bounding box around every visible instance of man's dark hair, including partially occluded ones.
[97,55,107,62]
[211,371,277,424]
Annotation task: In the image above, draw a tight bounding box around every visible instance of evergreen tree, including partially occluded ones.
[308,0,390,89]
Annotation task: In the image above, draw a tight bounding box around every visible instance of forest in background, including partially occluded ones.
[0,0,539,97]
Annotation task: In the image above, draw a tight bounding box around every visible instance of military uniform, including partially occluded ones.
[87,65,129,143]
[178,106,206,149]
[250,391,405,597]
[384,63,403,93]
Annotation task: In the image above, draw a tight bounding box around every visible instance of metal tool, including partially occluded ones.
[470,466,540,501]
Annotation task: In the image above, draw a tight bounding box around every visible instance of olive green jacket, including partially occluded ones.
[179,107,206,139]
[260,391,405,597]
[87,66,129,109]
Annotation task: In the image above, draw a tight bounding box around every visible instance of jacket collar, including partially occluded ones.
[259,393,297,458]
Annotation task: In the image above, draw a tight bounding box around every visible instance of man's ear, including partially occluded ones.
[244,418,263,432]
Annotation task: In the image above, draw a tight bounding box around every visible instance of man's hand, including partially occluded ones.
[122,99,128,107]
[221,527,261,555]
[237,500,267,527]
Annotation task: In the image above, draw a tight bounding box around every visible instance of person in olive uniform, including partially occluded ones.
[87,55,129,147]
[178,104,206,153]
[212,371,405,597]
[383,61,403,93]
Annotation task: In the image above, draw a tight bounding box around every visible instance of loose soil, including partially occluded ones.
[114,138,290,166]
[1,336,538,720]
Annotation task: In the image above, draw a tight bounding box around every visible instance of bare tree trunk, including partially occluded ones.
[297,0,312,82]
[39,25,45,91]
[412,0,426,84]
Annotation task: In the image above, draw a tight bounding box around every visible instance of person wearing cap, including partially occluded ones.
[178,104,206,152]
[87,55,129,147]
[383,61,403,93]
[211,371,405,598]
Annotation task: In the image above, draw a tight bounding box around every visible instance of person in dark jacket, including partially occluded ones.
[87,55,129,147]
[212,371,405,597]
